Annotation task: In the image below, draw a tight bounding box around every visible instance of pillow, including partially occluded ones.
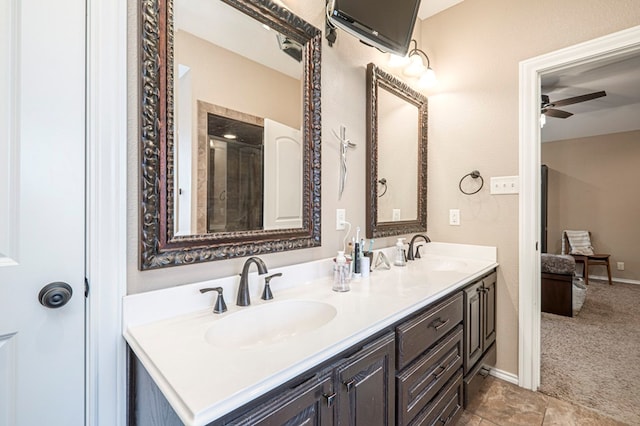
[565,230,594,255]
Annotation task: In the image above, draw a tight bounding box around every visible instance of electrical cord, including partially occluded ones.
[459,170,484,195]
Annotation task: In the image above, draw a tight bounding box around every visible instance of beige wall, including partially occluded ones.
[542,130,640,281]
[420,0,640,375]
[127,0,640,379]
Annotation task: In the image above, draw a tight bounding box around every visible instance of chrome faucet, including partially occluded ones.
[237,257,268,306]
[407,234,431,261]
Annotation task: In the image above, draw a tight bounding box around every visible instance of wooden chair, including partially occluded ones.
[563,231,612,286]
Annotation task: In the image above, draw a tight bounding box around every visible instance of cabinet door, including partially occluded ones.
[463,281,483,372]
[335,333,395,426]
[227,372,334,426]
[482,273,497,350]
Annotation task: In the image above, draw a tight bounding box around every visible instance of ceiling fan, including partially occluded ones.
[541,90,607,118]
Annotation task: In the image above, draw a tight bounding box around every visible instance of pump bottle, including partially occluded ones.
[394,238,407,267]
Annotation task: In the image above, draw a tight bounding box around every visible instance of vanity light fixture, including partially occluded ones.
[223,133,237,140]
[388,39,437,89]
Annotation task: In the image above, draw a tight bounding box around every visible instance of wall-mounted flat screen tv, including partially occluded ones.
[328,0,421,56]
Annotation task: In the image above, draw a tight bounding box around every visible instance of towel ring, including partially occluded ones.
[378,178,388,197]
[459,170,484,195]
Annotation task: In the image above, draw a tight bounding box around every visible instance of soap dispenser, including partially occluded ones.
[333,251,350,292]
[394,238,407,267]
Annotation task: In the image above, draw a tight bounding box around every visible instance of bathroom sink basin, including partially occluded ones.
[424,259,468,271]
[205,300,337,349]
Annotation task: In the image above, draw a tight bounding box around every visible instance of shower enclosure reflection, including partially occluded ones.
[207,120,264,233]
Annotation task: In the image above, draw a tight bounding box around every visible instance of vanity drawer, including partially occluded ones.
[464,341,496,407]
[407,371,463,426]
[396,292,463,369]
[396,326,463,426]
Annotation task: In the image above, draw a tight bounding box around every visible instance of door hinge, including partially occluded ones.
[85,278,89,297]
[535,242,539,251]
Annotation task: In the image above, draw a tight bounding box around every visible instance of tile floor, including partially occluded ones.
[457,377,627,426]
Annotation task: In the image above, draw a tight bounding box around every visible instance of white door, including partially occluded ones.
[263,119,303,230]
[0,0,86,424]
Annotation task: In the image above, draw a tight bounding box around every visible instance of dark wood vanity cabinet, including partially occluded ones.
[217,332,396,426]
[222,372,335,426]
[134,269,498,425]
[463,271,497,406]
[335,333,396,426]
[395,292,465,426]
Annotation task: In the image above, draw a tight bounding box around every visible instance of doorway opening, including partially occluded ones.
[518,25,640,391]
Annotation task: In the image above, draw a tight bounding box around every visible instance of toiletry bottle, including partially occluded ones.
[333,251,350,292]
[360,255,370,278]
[347,241,354,277]
[394,238,407,266]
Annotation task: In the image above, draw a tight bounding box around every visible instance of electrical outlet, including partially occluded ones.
[449,209,460,226]
[617,261,625,271]
[392,209,401,221]
[336,208,346,230]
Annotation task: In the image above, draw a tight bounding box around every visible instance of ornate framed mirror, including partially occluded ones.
[365,63,428,239]
[139,0,322,269]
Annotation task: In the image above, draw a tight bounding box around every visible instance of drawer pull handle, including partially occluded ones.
[439,411,455,425]
[433,365,447,379]
[430,317,450,331]
[344,379,356,392]
[324,393,336,407]
[479,367,491,377]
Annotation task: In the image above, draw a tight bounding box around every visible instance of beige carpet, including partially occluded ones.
[540,280,640,425]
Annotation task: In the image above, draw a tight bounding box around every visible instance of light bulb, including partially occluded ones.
[418,68,437,88]
[403,55,425,77]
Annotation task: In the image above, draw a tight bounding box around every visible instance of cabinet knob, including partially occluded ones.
[323,392,336,407]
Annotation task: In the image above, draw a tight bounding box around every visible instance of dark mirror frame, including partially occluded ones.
[365,63,428,239]
[139,0,322,270]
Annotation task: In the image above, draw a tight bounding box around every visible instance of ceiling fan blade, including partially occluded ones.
[543,108,573,119]
[552,90,607,107]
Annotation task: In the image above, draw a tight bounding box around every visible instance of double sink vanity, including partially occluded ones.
[133,1,498,424]
[124,242,498,425]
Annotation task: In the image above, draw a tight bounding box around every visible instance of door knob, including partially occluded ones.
[38,282,73,308]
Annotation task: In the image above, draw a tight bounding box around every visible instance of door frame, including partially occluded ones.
[86,0,128,423]
[518,25,640,390]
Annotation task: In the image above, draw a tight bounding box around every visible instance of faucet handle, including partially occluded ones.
[262,273,282,300]
[415,245,423,259]
[200,287,227,314]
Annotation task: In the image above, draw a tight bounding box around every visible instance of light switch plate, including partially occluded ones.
[392,209,401,221]
[490,176,520,194]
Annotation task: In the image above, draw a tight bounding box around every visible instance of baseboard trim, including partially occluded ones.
[590,275,640,285]
[490,367,519,385]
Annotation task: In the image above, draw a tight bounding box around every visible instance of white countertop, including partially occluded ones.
[123,242,497,426]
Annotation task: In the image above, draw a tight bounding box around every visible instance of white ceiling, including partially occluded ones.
[174,0,302,79]
[541,52,640,142]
